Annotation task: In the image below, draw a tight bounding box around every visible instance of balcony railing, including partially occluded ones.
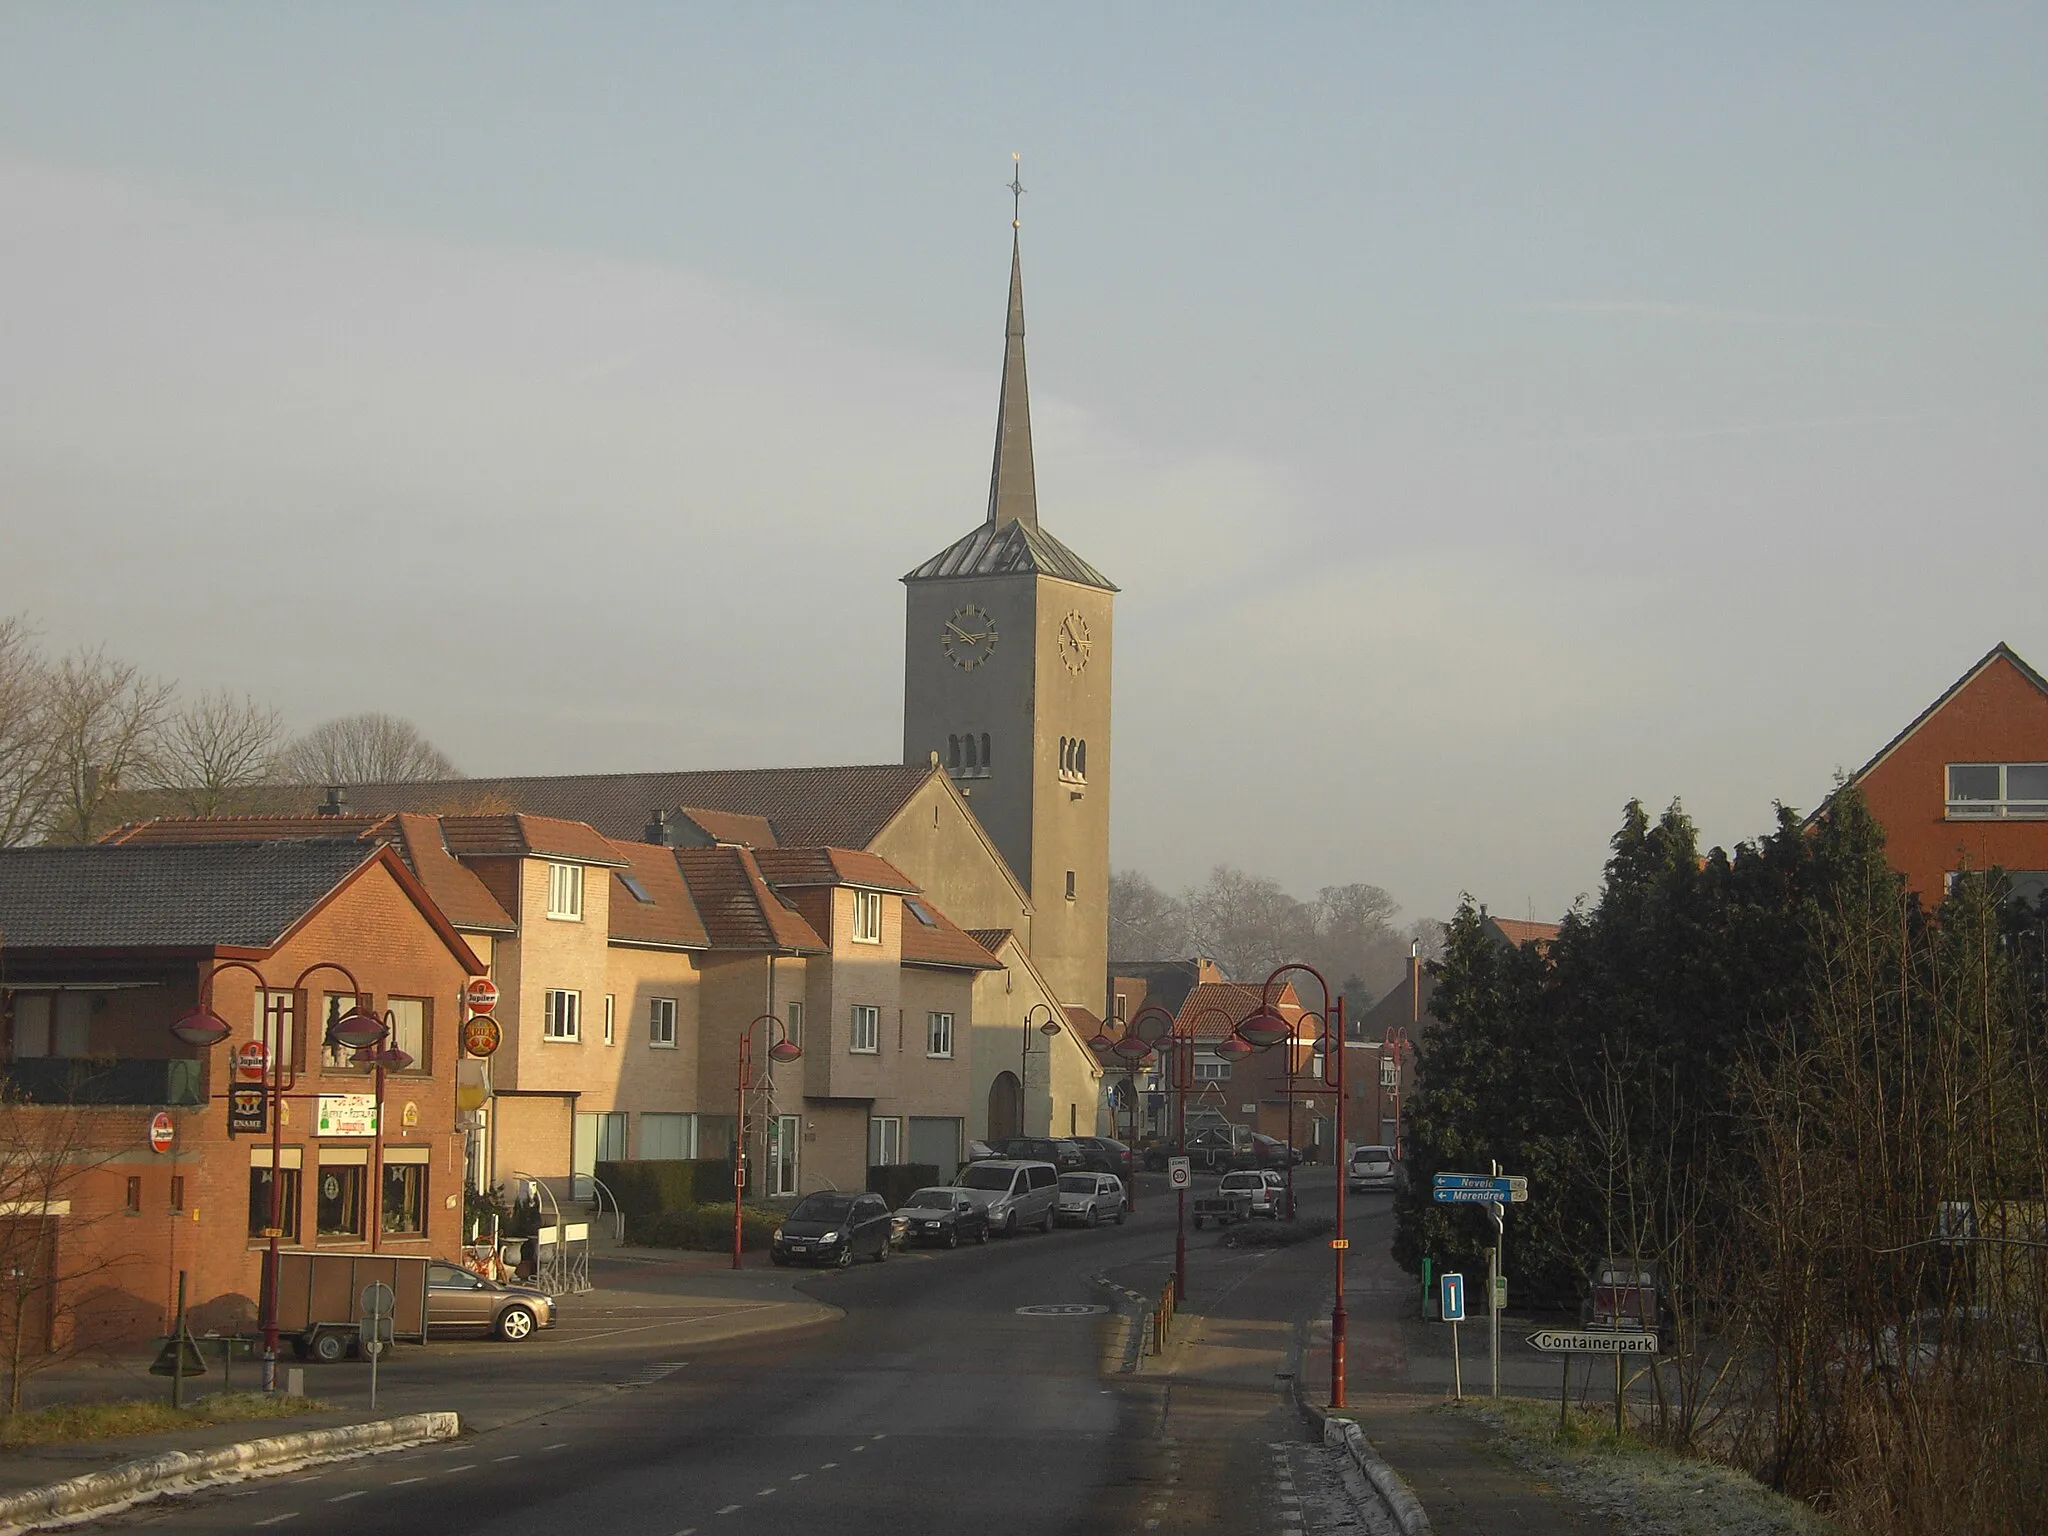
[0,1057,205,1107]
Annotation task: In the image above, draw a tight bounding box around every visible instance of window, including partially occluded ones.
[11,993,91,1058]
[382,1162,427,1236]
[1193,1052,1232,1082]
[905,899,937,927]
[868,1117,903,1166]
[963,733,978,771]
[543,990,581,1042]
[248,1167,300,1240]
[851,889,883,943]
[1114,992,1128,1021]
[639,1113,697,1160]
[316,1163,366,1240]
[785,1000,804,1045]
[170,1176,185,1212]
[947,734,960,770]
[253,989,298,1071]
[1065,870,1077,901]
[546,862,584,920]
[771,1115,801,1196]
[1060,736,1088,783]
[980,733,990,769]
[649,997,677,1048]
[927,1011,954,1059]
[1948,763,2048,819]
[574,1112,628,1173]
[125,1176,141,1213]
[850,1004,880,1054]
[603,994,616,1046]
[618,873,653,903]
[386,997,427,1071]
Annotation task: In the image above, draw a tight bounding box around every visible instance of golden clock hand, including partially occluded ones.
[946,622,977,644]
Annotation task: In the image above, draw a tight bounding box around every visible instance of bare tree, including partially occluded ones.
[277,713,459,785]
[152,690,285,815]
[1109,869,1188,961]
[1181,866,1316,981]
[0,618,57,846]
[42,647,176,844]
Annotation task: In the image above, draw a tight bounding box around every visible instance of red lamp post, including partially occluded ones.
[1239,963,1349,1410]
[734,1013,802,1270]
[1235,1002,1298,1216]
[171,959,375,1392]
[1381,1026,1411,1161]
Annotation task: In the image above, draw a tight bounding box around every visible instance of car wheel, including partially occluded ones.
[874,1235,889,1262]
[1085,1207,1099,1229]
[310,1330,347,1364]
[771,1253,791,1267]
[1115,1208,1126,1226]
[946,1229,960,1249]
[975,1225,990,1245]
[1041,1207,1055,1234]
[835,1245,854,1269]
[1193,1216,1205,1231]
[1004,1211,1019,1236]
[497,1304,537,1343]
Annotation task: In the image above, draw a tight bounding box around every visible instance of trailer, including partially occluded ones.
[269,1251,431,1363]
[1190,1189,1253,1230]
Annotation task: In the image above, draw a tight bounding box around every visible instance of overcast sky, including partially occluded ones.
[1,5,2042,924]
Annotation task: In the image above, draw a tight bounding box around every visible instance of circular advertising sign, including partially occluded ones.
[148,1111,175,1154]
[461,1015,503,1058]
[235,1040,269,1081]
[463,978,500,1015]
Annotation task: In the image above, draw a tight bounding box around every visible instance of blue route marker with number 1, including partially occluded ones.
[1440,1272,1466,1399]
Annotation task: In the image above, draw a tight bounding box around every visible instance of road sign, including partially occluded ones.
[464,978,500,1015]
[361,1282,395,1409]
[228,1087,267,1136]
[1167,1157,1191,1189]
[1432,1173,1528,1204]
[1440,1272,1466,1323]
[148,1111,175,1154]
[1527,1329,1659,1354]
[235,1040,268,1081]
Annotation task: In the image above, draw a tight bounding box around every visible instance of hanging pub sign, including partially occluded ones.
[461,1015,503,1058]
[316,1093,379,1137]
[228,1087,268,1136]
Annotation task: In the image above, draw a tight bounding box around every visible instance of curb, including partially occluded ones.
[0,1411,461,1536]
[1319,1414,1433,1536]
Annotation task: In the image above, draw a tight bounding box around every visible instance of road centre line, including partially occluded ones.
[542,1442,570,1450]
[494,1454,520,1462]
[253,1518,298,1528]
[390,1477,426,1486]
[326,1491,366,1503]
[788,1472,807,1482]
[851,1445,865,1453]
[820,1462,837,1470]
[716,1505,741,1515]
[446,1463,477,1473]
[757,1487,777,1496]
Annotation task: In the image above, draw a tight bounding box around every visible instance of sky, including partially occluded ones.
[0,4,2043,925]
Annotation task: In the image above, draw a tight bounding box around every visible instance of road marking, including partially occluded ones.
[391,1476,426,1486]
[757,1488,777,1497]
[871,1432,886,1440]
[254,1518,298,1528]
[851,1445,865,1453]
[716,1504,741,1515]
[788,1472,807,1482]
[327,1491,366,1503]
[820,1462,838,1470]
[495,1454,520,1462]
[542,1442,570,1451]
[446,1464,477,1473]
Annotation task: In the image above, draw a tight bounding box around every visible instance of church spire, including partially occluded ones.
[986,155,1038,532]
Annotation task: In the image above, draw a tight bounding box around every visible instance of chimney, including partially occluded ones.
[645,809,673,846]
[318,786,349,818]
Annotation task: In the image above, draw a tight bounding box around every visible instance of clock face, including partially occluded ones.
[943,605,999,670]
[1057,611,1092,674]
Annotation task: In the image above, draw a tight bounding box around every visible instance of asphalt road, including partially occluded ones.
[84,1173,1362,1536]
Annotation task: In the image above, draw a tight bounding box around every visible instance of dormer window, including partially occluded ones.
[851,889,883,944]
[546,862,584,920]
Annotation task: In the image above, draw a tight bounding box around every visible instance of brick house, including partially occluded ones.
[1830,642,2048,904]
[0,841,480,1352]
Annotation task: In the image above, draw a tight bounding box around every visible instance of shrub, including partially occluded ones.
[596,1159,739,1216]
[627,1204,782,1251]
[867,1164,939,1209]
[1223,1215,1334,1249]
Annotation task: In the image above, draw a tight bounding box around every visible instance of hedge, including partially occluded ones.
[866,1164,940,1209]
[627,1204,783,1251]
[596,1159,738,1216]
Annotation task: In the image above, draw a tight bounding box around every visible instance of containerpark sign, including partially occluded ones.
[1528,1329,1659,1354]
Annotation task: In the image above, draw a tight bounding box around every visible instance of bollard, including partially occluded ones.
[286,1366,306,1399]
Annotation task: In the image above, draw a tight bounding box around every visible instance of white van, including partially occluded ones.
[952,1159,1060,1235]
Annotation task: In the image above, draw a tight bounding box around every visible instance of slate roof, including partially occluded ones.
[672,808,779,848]
[0,842,380,951]
[439,815,628,866]
[1486,917,1560,950]
[672,846,825,954]
[605,840,711,951]
[899,897,1003,972]
[901,518,1117,592]
[751,848,920,894]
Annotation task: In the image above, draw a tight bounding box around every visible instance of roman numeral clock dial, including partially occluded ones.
[943,605,999,670]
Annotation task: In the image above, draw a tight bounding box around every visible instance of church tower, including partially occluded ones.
[902,214,1116,1015]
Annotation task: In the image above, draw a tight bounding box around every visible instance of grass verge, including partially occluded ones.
[1221,1215,1335,1248]
[0,1392,328,1450]
[1447,1397,1838,1536]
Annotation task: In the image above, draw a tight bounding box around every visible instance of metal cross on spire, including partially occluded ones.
[1008,152,1025,230]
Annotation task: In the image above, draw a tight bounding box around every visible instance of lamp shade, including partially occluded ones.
[1236,1005,1293,1051]
[1088,1031,1116,1054]
[169,1009,232,1048]
[1112,1036,1154,1062]
[374,1047,414,1071]
[1214,1035,1252,1062]
[1039,1017,1064,1037]
[327,1003,388,1052]
[767,1039,803,1064]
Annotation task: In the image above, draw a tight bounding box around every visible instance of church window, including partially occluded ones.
[1060,737,1087,784]
[948,735,960,769]
[963,734,978,770]
[1065,870,1077,901]
[1076,739,1086,777]
[980,733,991,769]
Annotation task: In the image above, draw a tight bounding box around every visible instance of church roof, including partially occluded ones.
[902,517,1117,591]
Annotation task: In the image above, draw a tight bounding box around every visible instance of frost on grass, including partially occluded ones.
[1449,1400,1839,1536]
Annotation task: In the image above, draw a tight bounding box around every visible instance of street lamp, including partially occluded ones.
[170,958,373,1392]
[331,1005,416,1255]
[1235,1001,1299,1216]
[1020,1003,1063,1137]
[1238,962,1350,1410]
[1380,1027,1411,1160]
[733,1013,801,1270]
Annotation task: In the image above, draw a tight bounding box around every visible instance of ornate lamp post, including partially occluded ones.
[1235,1002,1298,1215]
[1020,1003,1063,1137]
[1380,1026,1411,1160]
[733,1013,801,1269]
[1237,963,1350,1409]
[171,959,376,1392]
[1088,1024,1142,1213]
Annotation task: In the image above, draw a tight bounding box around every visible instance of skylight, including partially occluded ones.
[905,899,938,927]
[618,874,654,904]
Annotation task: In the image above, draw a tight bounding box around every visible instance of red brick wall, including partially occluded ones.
[1857,656,2048,902]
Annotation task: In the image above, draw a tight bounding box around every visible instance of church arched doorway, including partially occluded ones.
[987,1071,1022,1142]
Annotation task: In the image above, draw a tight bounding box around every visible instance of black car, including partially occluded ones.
[993,1137,1088,1172]
[1142,1127,1240,1173]
[893,1186,991,1248]
[1069,1136,1134,1179]
[771,1191,894,1268]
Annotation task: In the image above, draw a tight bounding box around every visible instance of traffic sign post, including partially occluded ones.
[1439,1272,1465,1400]
[1527,1328,1657,1433]
[360,1282,395,1410]
[1167,1157,1190,1189]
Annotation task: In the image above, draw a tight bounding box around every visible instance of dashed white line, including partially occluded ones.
[326,1490,366,1503]
[820,1462,838,1470]
[253,1518,298,1528]
[543,1441,570,1451]
[446,1463,478,1473]
[756,1487,777,1497]
[788,1472,808,1482]
[870,1433,886,1440]
[716,1504,742,1515]
[851,1445,865,1454]
[391,1476,426,1486]
[494,1454,521,1462]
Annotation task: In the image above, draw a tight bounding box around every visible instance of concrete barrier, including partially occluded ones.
[1321,1416,1433,1536]
[0,1411,461,1535]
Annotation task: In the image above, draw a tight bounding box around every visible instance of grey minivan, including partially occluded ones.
[952,1159,1059,1235]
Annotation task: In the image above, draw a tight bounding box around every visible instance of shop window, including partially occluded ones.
[316,1164,367,1241]
[248,1167,301,1241]
[382,1163,427,1237]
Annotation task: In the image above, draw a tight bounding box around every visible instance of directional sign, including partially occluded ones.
[1432,1173,1528,1204]
[1440,1272,1466,1323]
[1527,1329,1659,1354]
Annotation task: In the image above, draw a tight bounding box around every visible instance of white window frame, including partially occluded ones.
[868,1116,903,1166]
[849,1004,879,1054]
[1193,1052,1231,1082]
[546,862,584,921]
[649,996,677,1049]
[1947,762,2048,819]
[851,889,883,944]
[927,1011,954,1059]
[772,1114,801,1196]
[543,989,581,1042]
[785,999,804,1046]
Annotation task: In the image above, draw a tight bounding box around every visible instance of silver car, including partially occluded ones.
[1055,1172,1126,1227]
[1348,1145,1399,1193]
[952,1159,1059,1235]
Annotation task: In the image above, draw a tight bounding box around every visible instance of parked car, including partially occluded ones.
[771,1191,895,1268]
[1143,1126,1242,1173]
[952,1159,1060,1235]
[1056,1172,1127,1227]
[1217,1168,1293,1219]
[1069,1136,1134,1179]
[424,1260,557,1344]
[993,1137,1087,1171]
[1247,1133,1301,1168]
[966,1139,997,1163]
[894,1187,991,1248]
[1580,1260,1662,1330]
[1348,1145,1400,1192]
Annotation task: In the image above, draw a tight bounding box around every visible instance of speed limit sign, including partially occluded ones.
[1168,1156,1191,1189]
